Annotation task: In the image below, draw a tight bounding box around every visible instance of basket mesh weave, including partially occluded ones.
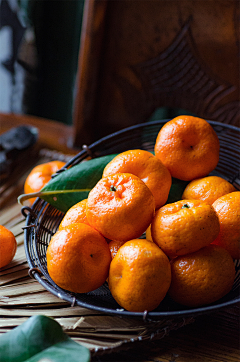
[23,120,240,320]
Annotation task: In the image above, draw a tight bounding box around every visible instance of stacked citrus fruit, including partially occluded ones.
[45,115,238,312]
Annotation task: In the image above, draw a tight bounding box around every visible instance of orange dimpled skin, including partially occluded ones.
[86,173,155,241]
[151,199,220,258]
[103,149,172,209]
[182,176,236,204]
[154,116,220,181]
[168,244,236,307]
[46,223,111,294]
[109,240,126,259]
[24,160,65,204]
[0,225,17,268]
[59,199,89,230]
[212,191,240,259]
[108,239,171,312]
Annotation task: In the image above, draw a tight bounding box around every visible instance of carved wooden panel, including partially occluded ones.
[73,0,240,146]
[132,18,240,124]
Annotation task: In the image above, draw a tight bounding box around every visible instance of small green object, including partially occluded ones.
[0,315,90,362]
[167,178,189,204]
[182,203,190,209]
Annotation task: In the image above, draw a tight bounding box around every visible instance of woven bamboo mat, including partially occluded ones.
[0,151,195,356]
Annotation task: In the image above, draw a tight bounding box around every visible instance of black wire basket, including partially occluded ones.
[23,120,240,321]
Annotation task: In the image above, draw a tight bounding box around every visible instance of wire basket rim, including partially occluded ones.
[23,119,240,321]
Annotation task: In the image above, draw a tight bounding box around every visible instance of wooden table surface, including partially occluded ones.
[1,115,239,362]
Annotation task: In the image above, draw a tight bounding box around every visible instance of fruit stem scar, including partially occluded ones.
[110,185,117,192]
[182,203,190,209]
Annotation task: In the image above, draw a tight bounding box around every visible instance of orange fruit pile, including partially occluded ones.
[45,115,238,312]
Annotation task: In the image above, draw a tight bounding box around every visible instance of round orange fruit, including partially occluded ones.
[212,191,240,259]
[59,199,89,230]
[86,173,155,241]
[151,199,220,258]
[0,225,17,268]
[168,244,236,307]
[108,239,171,312]
[102,149,172,209]
[24,160,65,204]
[182,176,236,204]
[46,223,111,293]
[145,225,153,242]
[154,116,220,181]
[109,240,126,259]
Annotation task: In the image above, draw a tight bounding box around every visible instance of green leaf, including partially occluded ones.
[166,178,189,204]
[18,154,117,213]
[0,315,90,362]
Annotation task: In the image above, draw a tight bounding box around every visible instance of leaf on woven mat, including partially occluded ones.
[18,154,118,213]
[0,315,91,362]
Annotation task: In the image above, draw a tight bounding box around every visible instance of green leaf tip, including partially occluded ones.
[0,314,91,362]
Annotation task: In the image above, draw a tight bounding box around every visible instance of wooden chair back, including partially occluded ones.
[73,0,240,147]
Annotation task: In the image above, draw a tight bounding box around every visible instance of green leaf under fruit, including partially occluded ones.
[18,154,117,213]
[167,178,189,204]
[0,315,90,362]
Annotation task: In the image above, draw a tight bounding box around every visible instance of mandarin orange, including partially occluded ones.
[151,199,220,258]
[182,176,236,204]
[212,191,240,259]
[145,225,153,242]
[59,199,89,230]
[168,244,236,307]
[154,116,220,181]
[46,223,111,293]
[0,225,17,268]
[24,160,65,204]
[102,149,172,209]
[109,240,126,259]
[86,173,155,241]
[108,239,171,312]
